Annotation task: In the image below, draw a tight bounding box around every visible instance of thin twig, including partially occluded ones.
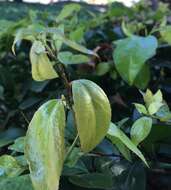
[64,134,79,161]
[20,110,29,124]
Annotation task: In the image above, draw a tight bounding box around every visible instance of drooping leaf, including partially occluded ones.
[58,51,90,65]
[30,40,58,81]
[45,28,97,56]
[0,155,24,178]
[12,24,44,54]
[107,123,148,166]
[110,137,132,161]
[25,99,65,190]
[72,79,111,152]
[130,117,152,146]
[62,37,97,56]
[113,35,158,87]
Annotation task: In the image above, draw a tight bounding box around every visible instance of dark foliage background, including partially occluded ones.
[1,1,171,190]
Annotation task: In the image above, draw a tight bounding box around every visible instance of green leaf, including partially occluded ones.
[30,41,58,81]
[12,24,44,54]
[62,37,97,56]
[143,89,163,115]
[58,51,90,65]
[0,155,24,178]
[8,137,25,153]
[111,137,132,161]
[113,35,158,86]
[25,100,66,190]
[72,79,111,152]
[0,175,33,190]
[65,147,83,168]
[52,24,64,52]
[95,62,111,76]
[155,103,171,121]
[134,103,148,115]
[143,89,154,107]
[56,3,81,22]
[148,102,163,115]
[134,63,150,89]
[160,25,171,44]
[121,21,133,37]
[130,117,152,146]
[45,28,97,56]
[107,123,148,166]
[69,26,85,42]
[69,173,113,189]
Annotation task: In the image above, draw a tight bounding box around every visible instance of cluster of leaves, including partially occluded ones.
[1,1,171,190]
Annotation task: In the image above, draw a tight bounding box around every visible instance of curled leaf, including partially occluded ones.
[30,41,58,81]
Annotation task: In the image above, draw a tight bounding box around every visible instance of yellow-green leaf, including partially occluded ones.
[130,117,152,146]
[107,123,148,166]
[0,155,24,178]
[30,41,58,81]
[25,100,65,190]
[72,79,111,152]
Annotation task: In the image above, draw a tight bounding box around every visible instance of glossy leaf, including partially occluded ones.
[107,123,148,166]
[113,35,158,87]
[131,117,152,146]
[58,51,90,65]
[25,100,65,190]
[30,41,58,81]
[72,79,111,152]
